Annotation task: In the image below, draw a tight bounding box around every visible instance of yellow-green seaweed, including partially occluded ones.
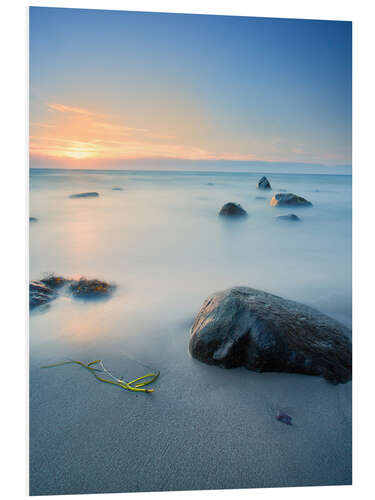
[42,359,160,393]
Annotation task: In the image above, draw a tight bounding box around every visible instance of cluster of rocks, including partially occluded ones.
[30,274,115,310]
[219,176,312,221]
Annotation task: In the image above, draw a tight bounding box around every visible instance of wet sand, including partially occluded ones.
[29,316,351,495]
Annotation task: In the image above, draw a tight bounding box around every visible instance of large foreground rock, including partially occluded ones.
[189,287,351,384]
[270,193,312,207]
[257,176,272,190]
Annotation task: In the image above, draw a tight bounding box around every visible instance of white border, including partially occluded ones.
[1,1,374,499]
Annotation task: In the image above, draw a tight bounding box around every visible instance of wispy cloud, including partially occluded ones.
[47,102,109,117]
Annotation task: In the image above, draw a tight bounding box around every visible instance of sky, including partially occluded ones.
[29,7,352,170]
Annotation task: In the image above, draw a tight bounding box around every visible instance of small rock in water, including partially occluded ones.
[257,176,272,190]
[270,193,312,207]
[69,192,99,199]
[30,281,56,309]
[112,187,123,191]
[40,274,69,289]
[29,217,38,223]
[207,182,215,186]
[274,214,301,222]
[276,412,292,425]
[219,202,248,217]
[255,196,267,200]
[69,277,115,298]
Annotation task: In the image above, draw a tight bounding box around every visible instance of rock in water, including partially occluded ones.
[69,277,115,298]
[189,287,352,384]
[30,281,56,309]
[270,193,312,207]
[257,176,272,190]
[274,214,301,222]
[69,192,99,198]
[112,187,123,191]
[29,217,38,223]
[219,203,247,217]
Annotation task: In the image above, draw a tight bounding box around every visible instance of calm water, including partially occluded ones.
[29,168,352,494]
[29,168,352,363]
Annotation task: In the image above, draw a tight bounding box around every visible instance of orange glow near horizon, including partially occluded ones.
[29,102,263,164]
[29,101,350,167]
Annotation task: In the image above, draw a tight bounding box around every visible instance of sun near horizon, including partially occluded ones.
[29,8,352,170]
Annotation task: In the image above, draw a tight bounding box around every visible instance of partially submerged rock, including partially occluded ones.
[270,193,312,207]
[255,196,267,200]
[207,182,215,186]
[112,187,123,191]
[29,217,38,223]
[257,176,272,190]
[69,277,115,298]
[69,192,99,199]
[274,214,301,222]
[30,281,56,309]
[189,287,352,384]
[219,203,247,217]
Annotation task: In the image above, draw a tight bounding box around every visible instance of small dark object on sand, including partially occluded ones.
[29,217,38,223]
[277,412,292,425]
[219,202,247,217]
[69,277,115,298]
[112,187,123,191]
[69,192,99,199]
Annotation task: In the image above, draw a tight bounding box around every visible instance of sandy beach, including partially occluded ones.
[29,306,351,495]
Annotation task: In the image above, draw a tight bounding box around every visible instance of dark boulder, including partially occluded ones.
[274,214,301,222]
[69,192,99,198]
[30,281,56,309]
[189,287,352,384]
[29,217,38,223]
[219,203,247,217]
[257,176,272,190]
[270,193,312,207]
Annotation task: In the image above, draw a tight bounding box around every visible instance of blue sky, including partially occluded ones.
[29,7,352,168]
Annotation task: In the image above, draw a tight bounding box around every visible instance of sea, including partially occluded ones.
[29,168,351,361]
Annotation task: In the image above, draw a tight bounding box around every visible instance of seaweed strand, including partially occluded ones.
[42,359,159,393]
